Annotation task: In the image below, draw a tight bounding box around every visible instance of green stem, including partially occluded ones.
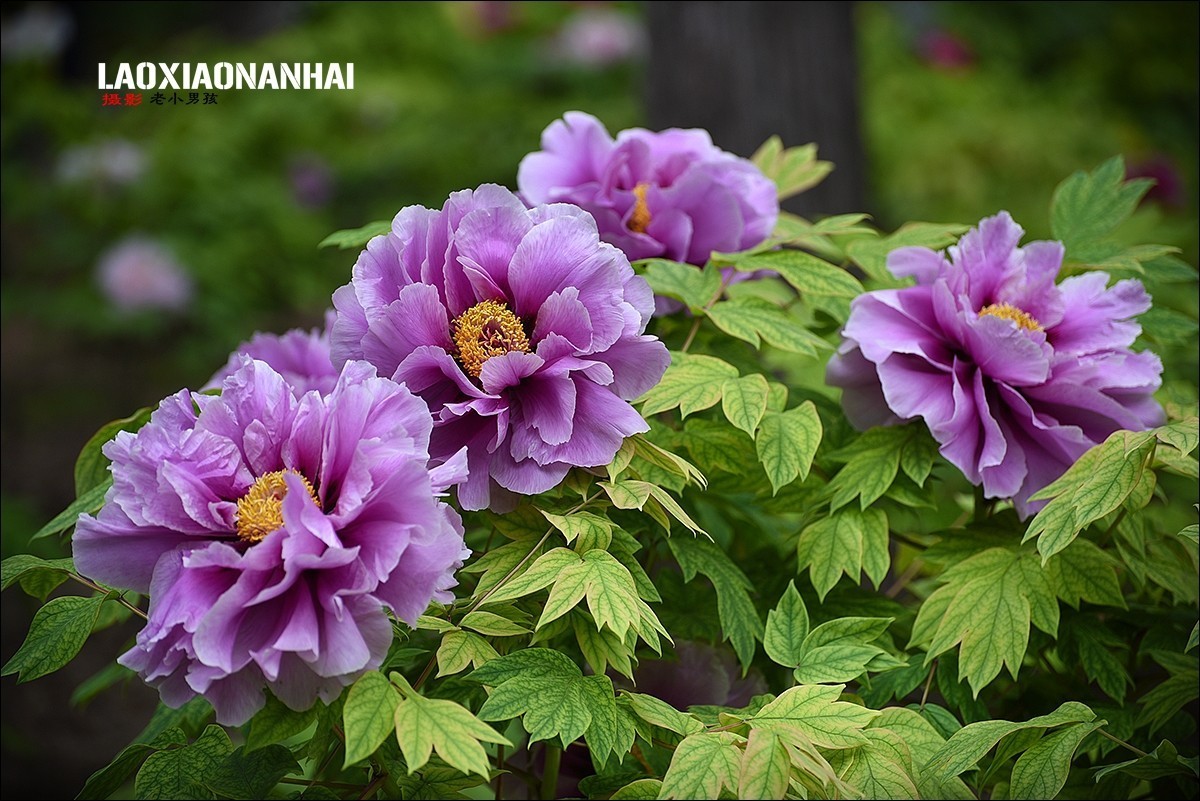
[358,771,388,800]
[919,659,937,709]
[679,318,703,353]
[495,744,505,801]
[1098,728,1149,758]
[279,777,368,791]
[71,574,147,620]
[679,266,736,354]
[540,743,562,801]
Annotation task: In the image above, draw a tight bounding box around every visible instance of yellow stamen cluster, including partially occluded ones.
[235,469,319,544]
[451,300,531,378]
[978,303,1042,332]
[628,182,651,234]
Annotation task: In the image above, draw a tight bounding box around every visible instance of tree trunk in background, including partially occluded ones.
[645,1,866,217]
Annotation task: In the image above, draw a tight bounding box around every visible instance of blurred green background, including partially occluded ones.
[1,1,1196,797]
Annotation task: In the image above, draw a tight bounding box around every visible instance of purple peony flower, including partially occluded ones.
[73,359,468,725]
[827,212,1164,518]
[96,236,193,314]
[517,111,778,267]
[331,184,669,511]
[206,311,339,397]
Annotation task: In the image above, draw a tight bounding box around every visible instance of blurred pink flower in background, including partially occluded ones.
[1,3,72,62]
[918,28,975,70]
[547,7,645,68]
[288,153,335,210]
[95,236,193,314]
[57,139,147,188]
[1127,155,1187,210]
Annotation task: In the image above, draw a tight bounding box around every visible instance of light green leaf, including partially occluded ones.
[795,644,889,685]
[610,779,662,800]
[922,702,1096,780]
[722,374,770,437]
[659,731,743,800]
[1046,539,1125,608]
[469,647,579,686]
[764,580,809,668]
[639,353,737,417]
[737,249,864,300]
[643,484,708,536]
[540,510,612,547]
[318,220,391,250]
[342,671,400,767]
[846,222,968,282]
[462,536,545,599]
[392,690,510,778]
[2,593,107,682]
[134,725,234,800]
[573,614,634,679]
[246,695,318,753]
[1009,721,1103,800]
[32,480,110,541]
[482,547,578,605]
[641,259,722,310]
[832,728,920,800]
[751,137,833,200]
[869,708,973,800]
[579,674,634,767]
[621,692,704,736]
[436,630,500,677]
[459,611,529,638]
[75,407,153,496]
[668,537,763,671]
[600,479,652,510]
[752,684,879,750]
[471,650,593,747]
[739,728,793,800]
[796,507,889,600]
[538,550,640,639]
[1155,417,1199,455]
[706,297,830,355]
[1187,623,1198,653]
[827,432,903,511]
[756,402,822,494]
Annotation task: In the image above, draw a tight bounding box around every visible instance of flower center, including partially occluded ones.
[235,469,319,544]
[451,299,531,378]
[628,182,651,234]
[978,302,1042,332]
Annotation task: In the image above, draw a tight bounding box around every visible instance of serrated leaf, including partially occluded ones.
[318,220,391,250]
[469,647,580,686]
[2,593,107,682]
[32,480,110,541]
[462,536,545,599]
[75,407,153,496]
[134,725,234,800]
[706,296,830,355]
[846,222,968,282]
[832,728,920,800]
[751,138,833,200]
[764,580,809,667]
[436,630,500,677]
[573,613,635,679]
[482,547,578,605]
[668,537,763,671]
[641,259,722,310]
[827,433,902,511]
[911,546,1059,696]
[1050,156,1152,258]
[621,692,704,736]
[739,728,792,800]
[756,402,822,493]
[579,674,634,767]
[639,353,737,417]
[796,508,889,601]
[721,374,770,437]
[752,684,879,750]
[659,731,743,800]
[1046,539,1125,608]
[538,550,640,638]
[540,509,612,547]
[342,671,400,767]
[245,695,318,753]
[78,728,188,800]
[392,692,510,778]
[1009,722,1103,800]
[922,701,1096,780]
[737,249,865,300]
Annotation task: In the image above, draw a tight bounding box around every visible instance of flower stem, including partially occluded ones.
[919,659,937,709]
[540,743,562,801]
[1097,728,1148,758]
[71,574,147,620]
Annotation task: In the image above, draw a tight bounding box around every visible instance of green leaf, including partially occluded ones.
[540,509,612,547]
[737,248,865,300]
[796,507,889,600]
[1187,623,1199,653]
[738,728,792,800]
[1093,739,1200,782]
[538,549,641,638]
[245,695,318,752]
[481,547,578,605]
[827,429,906,510]
[832,728,920,800]
[207,745,300,799]
[621,692,704,736]
[751,137,833,200]
[1,554,75,593]
[75,407,153,496]
[668,537,764,671]
[610,779,663,800]
[317,219,391,250]
[659,731,743,800]
[706,296,830,355]
[469,647,580,686]
[579,674,635,767]
[1008,722,1103,800]
[32,480,110,541]
[600,479,652,510]
[1136,663,1200,735]
[462,536,545,599]
[721,374,770,437]
[793,617,894,684]
[922,702,1096,780]
[471,650,594,747]
[1156,417,1199,455]
[342,671,400,767]
[846,222,968,282]
[392,683,510,778]
[764,580,809,668]
[1046,539,1125,609]
[459,610,529,638]
[134,725,235,800]
[573,614,634,679]
[752,684,879,749]
[641,259,721,310]
[134,697,213,745]
[870,708,972,800]
[756,402,822,494]
[910,546,1058,696]
[639,353,737,417]
[1063,616,1131,704]
[2,593,107,682]
[1050,156,1152,258]
[1025,429,1155,560]
[78,728,188,800]
[436,630,500,677]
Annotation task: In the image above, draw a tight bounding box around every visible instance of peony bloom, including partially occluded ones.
[331,184,669,511]
[827,212,1163,517]
[517,111,778,267]
[96,236,193,313]
[73,359,468,725]
[206,311,339,397]
[548,9,646,68]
